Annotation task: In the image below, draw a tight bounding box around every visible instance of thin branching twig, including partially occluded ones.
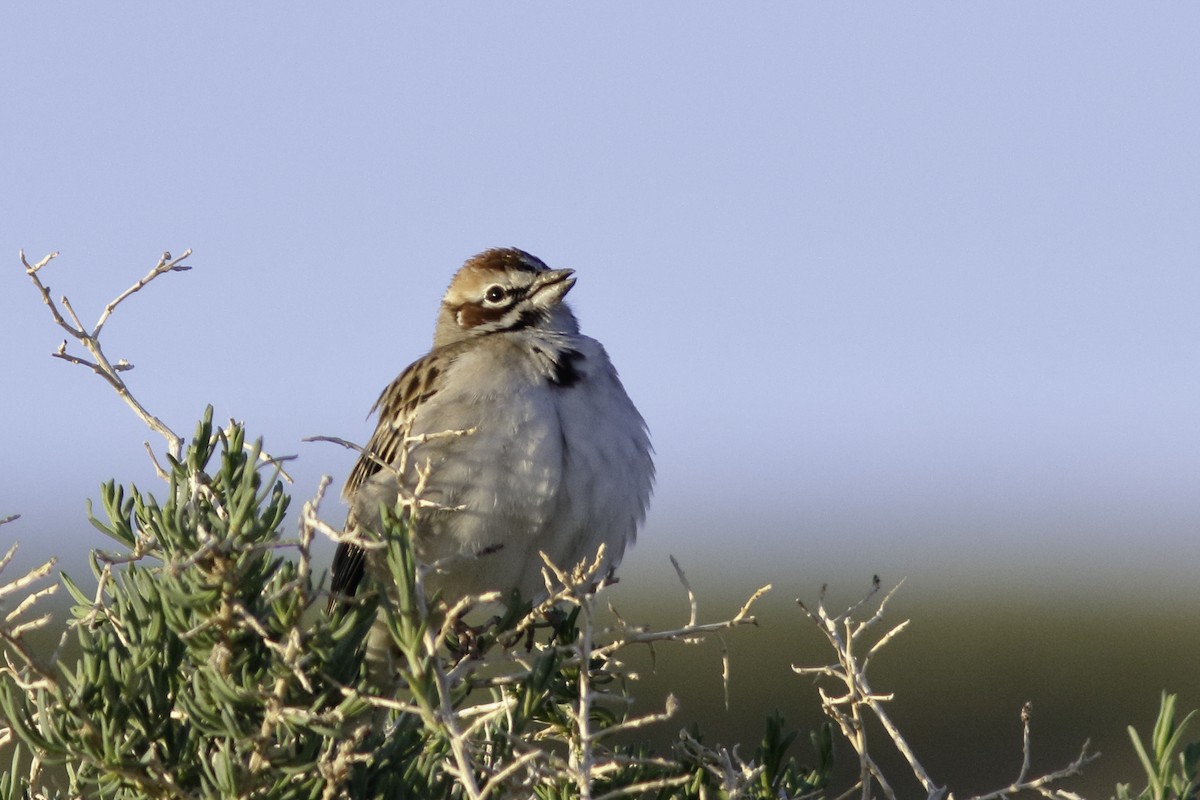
[22,249,191,458]
[795,580,1098,800]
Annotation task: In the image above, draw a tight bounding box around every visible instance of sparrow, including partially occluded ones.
[329,248,653,612]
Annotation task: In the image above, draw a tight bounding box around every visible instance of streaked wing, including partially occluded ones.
[327,349,452,611]
[327,537,368,609]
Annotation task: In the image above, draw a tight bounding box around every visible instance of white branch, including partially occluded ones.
[22,248,191,460]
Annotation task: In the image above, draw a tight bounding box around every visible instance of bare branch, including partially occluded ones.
[669,555,698,628]
[22,248,189,459]
[961,704,1098,800]
[795,580,1096,800]
[0,544,61,687]
[92,250,192,339]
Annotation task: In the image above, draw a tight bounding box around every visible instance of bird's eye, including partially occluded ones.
[484,285,506,304]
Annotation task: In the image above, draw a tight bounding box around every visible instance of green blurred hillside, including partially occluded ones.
[603,571,1200,796]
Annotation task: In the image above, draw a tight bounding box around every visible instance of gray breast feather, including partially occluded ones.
[352,333,653,602]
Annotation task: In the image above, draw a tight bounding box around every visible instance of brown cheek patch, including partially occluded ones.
[455,302,508,330]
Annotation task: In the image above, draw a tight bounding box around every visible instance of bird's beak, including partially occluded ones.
[529,269,576,309]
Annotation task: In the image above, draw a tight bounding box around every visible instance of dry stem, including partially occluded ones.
[22,249,190,458]
[795,580,1098,800]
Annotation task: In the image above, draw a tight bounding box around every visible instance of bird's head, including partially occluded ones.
[435,248,579,346]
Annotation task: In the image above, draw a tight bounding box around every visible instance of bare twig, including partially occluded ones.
[0,544,60,689]
[960,703,1097,800]
[669,555,698,628]
[795,580,1097,800]
[92,250,192,340]
[22,248,191,459]
[305,433,471,512]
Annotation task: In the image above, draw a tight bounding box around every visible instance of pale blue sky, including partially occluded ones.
[4,5,1199,599]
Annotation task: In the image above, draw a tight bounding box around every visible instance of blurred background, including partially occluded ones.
[3,4,1198,794]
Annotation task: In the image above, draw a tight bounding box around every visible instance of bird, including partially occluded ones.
[328,247,653,614]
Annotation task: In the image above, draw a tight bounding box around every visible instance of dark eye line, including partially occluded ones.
[484,284,530,306]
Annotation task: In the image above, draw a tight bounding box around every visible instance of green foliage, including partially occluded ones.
[0,409,379,799]
[0,410,833,799]
[757,712,834,797]
[1115,692,1200,800]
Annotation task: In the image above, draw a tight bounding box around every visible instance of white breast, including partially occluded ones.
[355,331,653,602]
